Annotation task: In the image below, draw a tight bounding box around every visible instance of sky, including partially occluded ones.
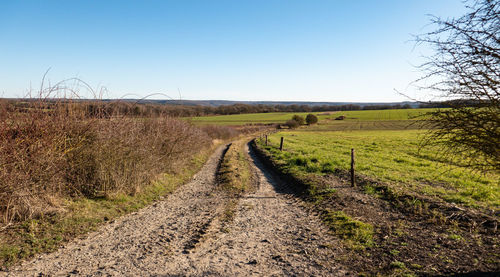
[0,0,467,102]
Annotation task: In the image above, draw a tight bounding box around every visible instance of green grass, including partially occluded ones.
[188,112,329,125]
[188,108,435,126]
[324,109,433,121]
[257,130,499,211]
[322,210,374,248]
[307,120,425,131]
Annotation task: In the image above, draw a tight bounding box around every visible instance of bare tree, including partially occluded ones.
[416,0,499,172]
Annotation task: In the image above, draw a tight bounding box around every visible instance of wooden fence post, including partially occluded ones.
[351,148,355,187]
[280,137,284,151]
[265,135,268,146]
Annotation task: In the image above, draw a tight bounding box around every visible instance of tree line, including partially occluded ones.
[2,99,424,118]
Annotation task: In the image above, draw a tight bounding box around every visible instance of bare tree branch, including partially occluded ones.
[416,0,500,172]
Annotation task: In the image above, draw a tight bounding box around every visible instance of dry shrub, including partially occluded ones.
[285,119,300,129]
[0,96,96,221]
[200,124,272,141]
[237,124,273,134]
[88,116,209,196]
[0,81,211,224]
[200,125,240,140]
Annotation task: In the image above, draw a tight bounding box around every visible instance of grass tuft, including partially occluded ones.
[322,210,374,248]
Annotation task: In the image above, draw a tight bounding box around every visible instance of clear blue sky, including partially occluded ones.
[0,0,466,102]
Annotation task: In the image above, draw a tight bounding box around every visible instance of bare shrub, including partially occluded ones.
[90,117,210,196]
[0,98,93,221]
[285,120,300,129]
[0,80,211,224]
[237,124,274,134]
[200,125,240,140]
[415,0,499,172]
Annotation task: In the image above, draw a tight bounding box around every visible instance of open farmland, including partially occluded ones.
[3,101,498,275]
[257,130,499,211]
[188,108,434,126]
[3,0,499,275]
[193,108,498,212]
[188,111,330,125]
[318,108,434,121]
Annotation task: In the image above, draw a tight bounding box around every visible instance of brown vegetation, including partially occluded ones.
[285,120,300,129]
[200,125,240,140]
[0,89,243,225]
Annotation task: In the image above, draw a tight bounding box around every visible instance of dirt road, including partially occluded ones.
[4,143,345,276]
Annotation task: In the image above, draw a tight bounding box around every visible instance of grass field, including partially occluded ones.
[306,120,426,131]
[188,112,327,125]
[251,110,500,276]
[191,109,499,211]
[318,108,434,121]
[257,130,499,211]
[188,108,435,126]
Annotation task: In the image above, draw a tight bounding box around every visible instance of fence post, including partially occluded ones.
[279,137,284,151]
[265,135,268,146]
[351,148,355,187]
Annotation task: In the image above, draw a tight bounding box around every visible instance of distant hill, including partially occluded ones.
[110,99,420,108]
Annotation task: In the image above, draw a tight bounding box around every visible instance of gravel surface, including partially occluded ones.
[4,143,345,276]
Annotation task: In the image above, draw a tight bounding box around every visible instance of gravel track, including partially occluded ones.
[4,142,345,276]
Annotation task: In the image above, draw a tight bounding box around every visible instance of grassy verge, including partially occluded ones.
[218,141,252,194]
[322,210,374,249]
[216,139,254,231]
[0,147,214,268]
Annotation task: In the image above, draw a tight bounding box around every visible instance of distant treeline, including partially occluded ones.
[417,99,489,108]
[3,98,468,118]
[85,102,417,117]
